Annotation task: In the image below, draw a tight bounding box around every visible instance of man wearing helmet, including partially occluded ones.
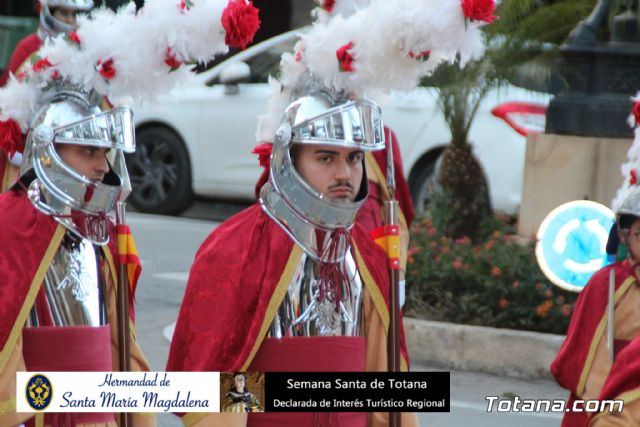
[551,188,640,427]
[0,0,94,192]
[0,0,94,87]
[0,88,155,427]
[167,76,418,427]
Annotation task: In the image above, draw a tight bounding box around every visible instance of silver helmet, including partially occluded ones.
[21,88,135,244]
[39,0,94,39]
[617,187,640,231]
[260,75,385,262]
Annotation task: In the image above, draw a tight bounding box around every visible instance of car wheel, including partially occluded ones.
[125,127,193,215]
[410,156,441,215]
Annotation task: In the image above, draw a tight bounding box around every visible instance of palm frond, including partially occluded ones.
[515,1,598,44]
[422,0,598,145]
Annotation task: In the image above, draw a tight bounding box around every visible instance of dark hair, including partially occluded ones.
[289,144,300,165]
[618,214,639,231]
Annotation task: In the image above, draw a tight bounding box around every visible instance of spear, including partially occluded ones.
[384,129,402,427]
[605,224,618,364]
[115,151,132,427]
[607,268,615,363]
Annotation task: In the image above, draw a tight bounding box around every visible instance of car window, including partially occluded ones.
[208,36,298,86]
[244,37,297,83]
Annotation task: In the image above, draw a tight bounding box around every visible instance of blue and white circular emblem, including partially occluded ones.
[536,200,615,293]
[26,374,53,411]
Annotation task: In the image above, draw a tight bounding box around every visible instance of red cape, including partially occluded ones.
[0,191,59,365]
[0,33,41,87]
[166,204,409,372]
[597,336,640,402]
[551,261,636,397]
[0,190,128,372]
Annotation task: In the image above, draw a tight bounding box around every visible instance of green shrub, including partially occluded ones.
[406,193,578,335]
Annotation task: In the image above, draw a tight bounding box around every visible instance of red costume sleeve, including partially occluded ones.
[551,262,634,395]
[0,33,42,87]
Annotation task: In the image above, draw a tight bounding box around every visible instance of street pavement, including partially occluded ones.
[128,203,565,427]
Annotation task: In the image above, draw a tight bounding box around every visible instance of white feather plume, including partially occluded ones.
[0,0,257,127]
[612,92,640,211]
[313,0,372,23]
[256,0,488,143]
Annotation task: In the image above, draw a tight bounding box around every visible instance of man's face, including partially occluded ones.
[623,218,640,263]
[51,7,78,27]
[56,144,110,182]
[234,375,245,391]
[293,144,364,202]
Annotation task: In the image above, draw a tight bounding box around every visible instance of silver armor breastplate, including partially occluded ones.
[27,235,106,327]
[269,251,363,337]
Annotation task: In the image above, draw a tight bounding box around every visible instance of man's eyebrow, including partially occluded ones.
[314,149,339,155]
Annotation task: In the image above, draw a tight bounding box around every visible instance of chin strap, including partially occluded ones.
[317,228,350,312]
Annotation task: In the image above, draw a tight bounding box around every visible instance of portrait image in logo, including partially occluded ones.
[221,372,264,413]
[26,374,53,410]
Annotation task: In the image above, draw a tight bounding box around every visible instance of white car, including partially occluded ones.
[129,29,551,215]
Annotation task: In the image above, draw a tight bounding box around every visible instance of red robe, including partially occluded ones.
[166,204,416,426]
[358,128,415,272]
[551,261,640,427]
[360,127,415,227]
[589,336,640,425]
[0,190,153,427]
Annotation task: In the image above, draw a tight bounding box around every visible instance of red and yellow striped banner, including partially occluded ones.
[116,224,141,296]
[369,225,401,270]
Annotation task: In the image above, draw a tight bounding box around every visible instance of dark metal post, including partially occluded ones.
[546,0,640,138]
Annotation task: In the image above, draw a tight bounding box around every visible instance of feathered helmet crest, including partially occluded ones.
[0,0,260,155]
[612,93,640,214]
[256,0,495,147]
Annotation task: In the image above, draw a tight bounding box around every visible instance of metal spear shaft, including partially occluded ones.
[116,147,133,427]
[607,268,615,363]
[384,129,402,427]
[116,201,131,427]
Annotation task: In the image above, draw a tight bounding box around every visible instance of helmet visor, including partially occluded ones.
[53,107,135,153]
[291,99,384,151]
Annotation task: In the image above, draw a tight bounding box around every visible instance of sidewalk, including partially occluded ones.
[405,318,565,379]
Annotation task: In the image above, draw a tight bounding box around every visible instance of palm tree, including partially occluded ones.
[420,0,598,240]
[421,56,496,241]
